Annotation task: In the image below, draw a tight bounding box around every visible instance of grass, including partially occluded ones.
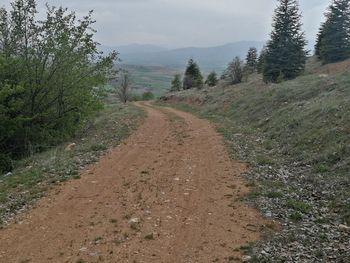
[160,68,350,225]
[0,103,144,224]
[121,64,183,96]
[160,58,350,260]
[285,199,310,213]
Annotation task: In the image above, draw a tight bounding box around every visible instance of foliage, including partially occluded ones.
[315,0,350,64]
[170,74,182,92]
[142,91,155,100]
[257,46,267,74]
[0,0,117,160]
[245,47,258,73]
[0,103,144,223]
[263,0,307,82]
[223,56,244,85]
[0,153,13,173]
[205,71,218,87]
[183,59,203,89]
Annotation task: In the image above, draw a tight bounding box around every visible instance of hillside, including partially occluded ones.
[160,60,350,262]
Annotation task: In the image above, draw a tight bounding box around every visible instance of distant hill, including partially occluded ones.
[101,44,168,55]
[113,41,265,69]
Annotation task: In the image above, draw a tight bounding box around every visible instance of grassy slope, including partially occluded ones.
[161,63,350,261]
[0,103,144,224]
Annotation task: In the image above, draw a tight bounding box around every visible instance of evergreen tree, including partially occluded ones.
[170,74,182,92]
[205,71,218,87]
[315,0,350,64]
[183,59,203,89]
[257,46,267,74]
[263,0,307,83]
[245,47,258,73]
[224,57,244,85]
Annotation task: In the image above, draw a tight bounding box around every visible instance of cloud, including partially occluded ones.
[2,0,330,47]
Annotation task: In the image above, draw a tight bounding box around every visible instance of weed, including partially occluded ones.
[289,212,303,222]
[286,199,310,213]
[265,191,283,199]
[144,233,155,240]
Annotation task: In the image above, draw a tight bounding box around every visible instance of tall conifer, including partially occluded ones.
[315,0,350,64]
[263,0,307,82]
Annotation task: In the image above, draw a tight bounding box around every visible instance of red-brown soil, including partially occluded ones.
[0,102,267,263]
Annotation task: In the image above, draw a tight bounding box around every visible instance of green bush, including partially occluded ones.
[0,1,116,159]
[142,91,155,101]
[0,153,13,174]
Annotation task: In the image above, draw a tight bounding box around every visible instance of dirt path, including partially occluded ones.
[0,102,266,263]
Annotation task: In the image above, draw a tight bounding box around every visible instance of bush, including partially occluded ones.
[0,0,117,159]
[142,91,155,100]
[0,153,13,174]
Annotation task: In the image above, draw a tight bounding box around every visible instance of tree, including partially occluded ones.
[245,47,258,73]
[0,0,117,159]
[116,72,131,103]
[183,59,203,89]
[257,46,267,74]
[263,0,307,83]
[205,71,218,87]
[170,74,182,92]
[315,0,350,64]
[223,57,244,85]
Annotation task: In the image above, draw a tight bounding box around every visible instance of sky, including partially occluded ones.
[2,0,330,48]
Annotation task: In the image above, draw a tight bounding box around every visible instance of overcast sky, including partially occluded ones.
[3,0,330,48]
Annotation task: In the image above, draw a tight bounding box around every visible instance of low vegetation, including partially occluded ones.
[0,0,117,171]
[0,103,144,224]
[160,60,350,261]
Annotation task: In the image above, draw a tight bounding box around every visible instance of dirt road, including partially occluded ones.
[0,102,266,263]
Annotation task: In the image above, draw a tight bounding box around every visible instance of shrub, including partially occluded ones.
[0,153,13,174]
[142,91,155,101]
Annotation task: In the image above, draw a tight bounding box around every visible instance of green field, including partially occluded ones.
[120,64,225,97]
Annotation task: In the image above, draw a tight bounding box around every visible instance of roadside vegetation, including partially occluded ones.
[162,0,350,261]
[161,59,350,262]
[0,1,145,224]
[0,103,144,224]
[0,0,118,172]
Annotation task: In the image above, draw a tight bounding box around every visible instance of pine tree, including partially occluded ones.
[245,47,258,73]
[257,46,267,74]
[170,74,182,92]
[315,0,350,64]
[205,71,218,87]
[183,59,203,89]
[263,0,307,83]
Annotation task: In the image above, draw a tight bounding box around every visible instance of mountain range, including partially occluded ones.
[101,41,265,70]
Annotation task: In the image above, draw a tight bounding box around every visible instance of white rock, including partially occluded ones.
[242,255,252,262]
[129,218,140,224]
[339,224,350,232]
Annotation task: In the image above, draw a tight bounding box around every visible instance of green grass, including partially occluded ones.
[286,199,311,213]
[161,67,350,225]
[122,64,183,96]
[0,103,144,224]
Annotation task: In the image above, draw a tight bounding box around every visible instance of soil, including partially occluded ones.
[0,102,267,263]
